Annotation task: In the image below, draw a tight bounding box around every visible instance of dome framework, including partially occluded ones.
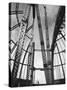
[9,3,65,87]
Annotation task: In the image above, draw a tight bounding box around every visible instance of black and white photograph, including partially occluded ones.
[9,2,65,87]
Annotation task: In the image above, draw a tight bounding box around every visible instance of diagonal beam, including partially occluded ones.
[9,23,20,31]
[56,34,65,41]
[9,23,33,33]
[51,6,65,51]
[59,31,65,40]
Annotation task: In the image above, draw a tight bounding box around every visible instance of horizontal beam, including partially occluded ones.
[34,49,51,52]
[11,44,31,54]
[56,43,65,79]
[9,58,65,69]
[9,59,32,67]
[54,49,65,54]
[9,10,24,15]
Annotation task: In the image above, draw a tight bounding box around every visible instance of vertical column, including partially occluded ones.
[30,5,35,84]
[44,6,53,84]
[36,5,53,84]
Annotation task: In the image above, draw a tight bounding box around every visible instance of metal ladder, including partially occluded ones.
[11,17,27,86]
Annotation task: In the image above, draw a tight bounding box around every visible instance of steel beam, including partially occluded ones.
[44,6,54,84]
[56,43,65,79]
[9,10,24,15]
[36,5,53,84]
